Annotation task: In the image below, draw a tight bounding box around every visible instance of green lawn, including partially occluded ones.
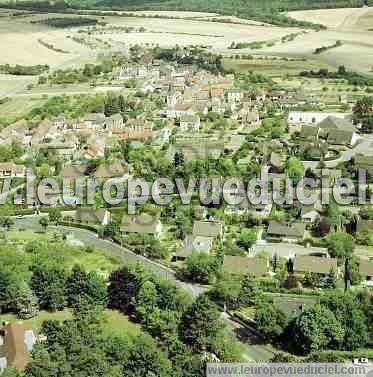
[0,96,46,126]
[0,309,142,338]
[4,230,123,274]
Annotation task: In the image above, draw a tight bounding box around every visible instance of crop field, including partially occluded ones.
[0,7,372,79]
[222,57,334,77]
[0,95,46,124]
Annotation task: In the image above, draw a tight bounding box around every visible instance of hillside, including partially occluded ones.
[1,0,372,28]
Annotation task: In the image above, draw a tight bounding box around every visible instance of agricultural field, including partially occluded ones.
[222,56,334,77]
[0,95,46,125]
[1,7,372,76]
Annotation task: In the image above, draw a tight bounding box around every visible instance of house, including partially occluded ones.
[318,116,359,147]
[223,256,269,277]
[267,221,305,243]
[75,208,111,226]
[225,194,272,218]
[0,323,37,370]
[166,102,195,119]
[298,115,359,147]
[94,160,128,180]
[192,220,224,239]
[0,163,26,178]
[121,213,163,239]
[288,111,351,127]
[83,113,106,129]
[61,164,89,179]
[358,258,373,286]
[179,114,200,132]
[104,114,124,130]
[226,88,243,103]
[301,205,322,224]
[269,152,284,173]
[240,109,260,130]
[174,234,213,260]
[293,255,338,277]
[122,119,153,140]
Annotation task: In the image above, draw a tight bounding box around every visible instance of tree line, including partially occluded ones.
[0,64,49,76]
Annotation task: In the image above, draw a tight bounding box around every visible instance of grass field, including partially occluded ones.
[0,96,46,124]
[0,309,142,338]
[5,230,123,273]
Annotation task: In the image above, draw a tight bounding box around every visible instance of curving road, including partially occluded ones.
[14,215,207,299]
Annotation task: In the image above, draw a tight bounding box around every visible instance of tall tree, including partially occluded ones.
[16,280,39,319]
[326,232,355,291]
[290,305,344,355]
[179,295,223,352]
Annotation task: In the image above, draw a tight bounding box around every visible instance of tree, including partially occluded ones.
[1,217,14,231]
[209,275,241,310]
[123,334,173,377]
[0,269,14,312]
[326,232,355,291]
[31,264,67,311]
[104,94,120,117]
[321,291,368,350]
[238,275,260,307]
[255,302,287,342]
[134,280,158,323]
[237,229,257,251]
[285,157,305,183]
[16,280,39,319]
[182,253,219,284]
[290,305,344,355]
[39,217,49,232]
[48,208,62,224]
[108,265,147,314]
[179,295,224,352]
[324,269,337,289]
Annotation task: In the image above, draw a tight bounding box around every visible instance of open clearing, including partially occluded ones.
[0,309,142,338]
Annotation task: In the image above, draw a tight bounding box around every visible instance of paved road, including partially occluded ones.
[15,215,207,299]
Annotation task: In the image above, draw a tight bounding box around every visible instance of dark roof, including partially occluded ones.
[293,255,337,274]
[62,164,89,179]
[267,221,305,238]
[94,160,128,179]
[192,220,223,238]
[75,208,109,225]
[327,130,354,145]
[318,116,355,132]
[223,256,269,276]
[121,214,161,235]
[0,323,37,369]
[358,258,373,277]
[273,296,318,318]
